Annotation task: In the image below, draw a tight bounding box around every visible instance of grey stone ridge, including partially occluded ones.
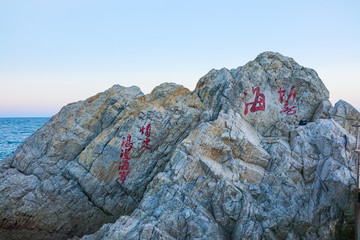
[1,51,359,240]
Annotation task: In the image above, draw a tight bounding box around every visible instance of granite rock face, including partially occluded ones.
[329,99,360,136]
[195,52,329,136]
[1,52,359,240]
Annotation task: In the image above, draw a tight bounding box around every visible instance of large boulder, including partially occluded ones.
[0,52,358,240]
[195,51,330,135]
[0,85,144,239]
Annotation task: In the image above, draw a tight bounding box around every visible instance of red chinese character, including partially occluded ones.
[118,160,129,171]
[120,148,131,161]
[121,134,133,149]
[244,87,266,115]
[120,134,133,161]
[141,138,151,150]
[278,86,297,115]
[115,171,129,184]
[140,124,151,138]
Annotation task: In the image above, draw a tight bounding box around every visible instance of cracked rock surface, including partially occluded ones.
[1,52,359,239]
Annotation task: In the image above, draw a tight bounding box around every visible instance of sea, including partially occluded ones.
[0,117,50,160]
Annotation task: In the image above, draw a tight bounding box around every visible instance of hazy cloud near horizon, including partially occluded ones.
[0,0,359,117]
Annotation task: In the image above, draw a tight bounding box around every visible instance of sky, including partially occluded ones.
[0,0,359,117]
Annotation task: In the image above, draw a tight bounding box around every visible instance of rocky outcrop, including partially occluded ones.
[195,52,329,136]
[1,52,359,239]
[329,99,360,136]
[0,85,144,239]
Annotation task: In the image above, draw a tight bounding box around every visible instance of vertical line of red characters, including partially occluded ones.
[278,86,297,115]
[115,134,133,183]
[115,123,152,184]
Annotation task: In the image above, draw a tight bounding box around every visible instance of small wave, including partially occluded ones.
[0,118,49,157]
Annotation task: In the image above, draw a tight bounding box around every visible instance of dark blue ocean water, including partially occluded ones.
[0,118,50,160]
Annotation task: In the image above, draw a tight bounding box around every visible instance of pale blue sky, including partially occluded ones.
[0,0,359,117]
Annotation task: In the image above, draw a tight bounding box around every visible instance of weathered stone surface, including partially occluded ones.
[0,52,358,239]
[330,99,360,136]
[63,82,204,217]
[311,100,332,121]
[81,113,356,240]
[195,51,330,135]
[0,85,145,239]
